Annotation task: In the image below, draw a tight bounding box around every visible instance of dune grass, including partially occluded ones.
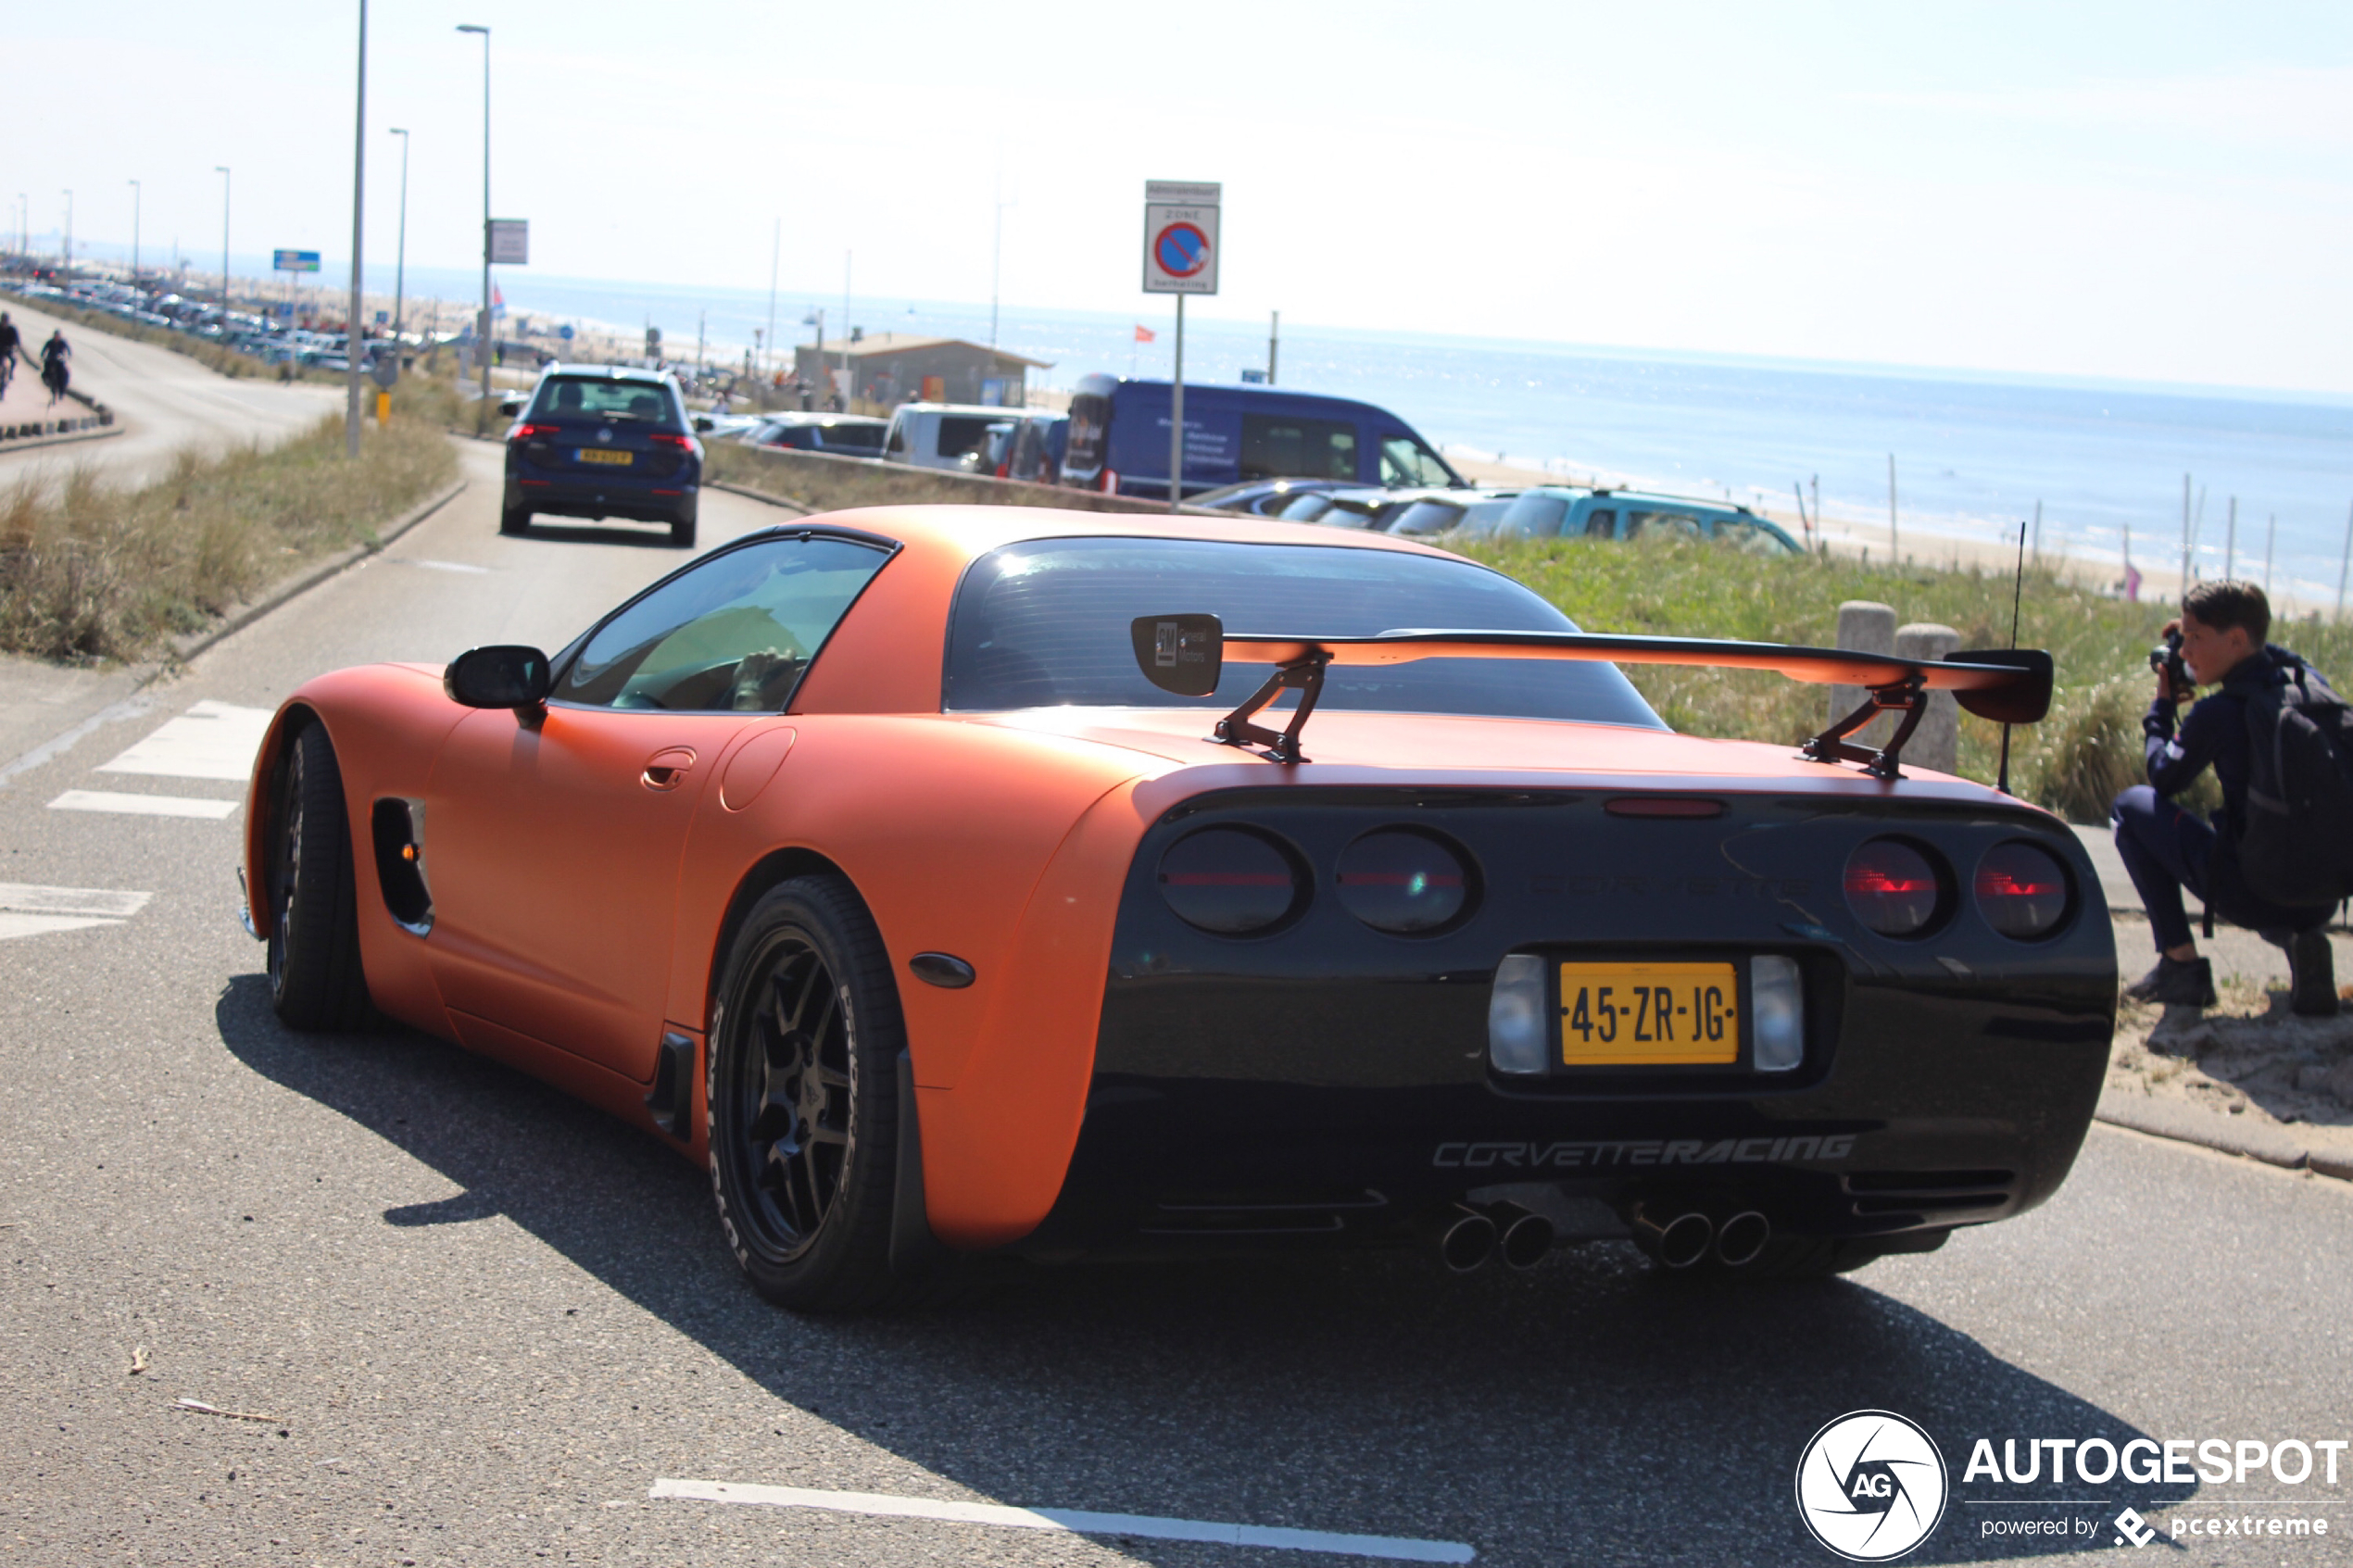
[1453,534,2349,821]
[0,377,459,662]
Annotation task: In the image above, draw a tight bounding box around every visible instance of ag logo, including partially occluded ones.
[1794,1410,1948,1561]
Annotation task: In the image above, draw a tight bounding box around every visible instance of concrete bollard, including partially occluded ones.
[1894,622,1960,774]
[1831,601,1898,746]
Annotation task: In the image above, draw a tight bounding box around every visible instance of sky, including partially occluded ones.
[13,1,2353,395]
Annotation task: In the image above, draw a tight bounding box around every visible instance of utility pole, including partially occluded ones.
[764,218,779,382]
[388,128,410,344]
[1268,309,1279,385]
[2181,473,2192,594]
[127,180,140,280]
[989,173,1014,348]
[2223,495,2236,580]
[1886,453,1898,562]
[60,190,71,279]
[840,251,851,411]
[346,0,369,458]
[214,167,231,322]
[457,23,493,434]
[2337,498,2352,621]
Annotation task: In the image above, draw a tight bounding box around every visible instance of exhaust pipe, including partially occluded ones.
[1497,1208,1555,1271]
[1715,1210,1772,1269]
[1440,1205,1497,1273]
[1632,1206,1715,1270]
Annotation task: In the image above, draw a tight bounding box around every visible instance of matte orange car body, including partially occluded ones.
[244,506,2035,1252]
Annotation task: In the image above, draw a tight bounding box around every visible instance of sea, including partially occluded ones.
[292,257,2353,609]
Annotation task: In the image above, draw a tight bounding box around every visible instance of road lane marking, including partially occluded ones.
[396,558,492,573]
[97,700,273,781]
[48,789,239,820]
[0,883,153,917]
[0,913,123,941]
[647,1479,1476,1563]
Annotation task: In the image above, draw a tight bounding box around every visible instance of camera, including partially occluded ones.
[2148,629,2194,700]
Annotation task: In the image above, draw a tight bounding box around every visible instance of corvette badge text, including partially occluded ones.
[1432,1134,1855,1170]
[1796,1410,2346,1559]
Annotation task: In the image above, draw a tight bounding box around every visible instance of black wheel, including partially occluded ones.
[708,875,911,1311]
[499,502,530,535]
[671,508,698,549]
[265,721,371,1030]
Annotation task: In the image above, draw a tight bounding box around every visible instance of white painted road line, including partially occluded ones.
[397,558,492,574]
[0,913,124,941]
[647,1479,1477,1563]
[97,699,273,782]
[48,789,239,820]
[0,883,153,918]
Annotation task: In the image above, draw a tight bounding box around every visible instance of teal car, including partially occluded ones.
[1469,486,1802,554]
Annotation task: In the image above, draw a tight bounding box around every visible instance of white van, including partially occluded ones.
[881,403,1023,473]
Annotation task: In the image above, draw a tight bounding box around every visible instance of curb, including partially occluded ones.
[711,480,814,514]
[0,421,127,455]
[169,477,469,665]
[2094,1090,2350,1180]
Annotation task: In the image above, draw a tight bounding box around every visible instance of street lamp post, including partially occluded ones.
[346,0,369,458]
[60,190,71,280]
[388,127,410,344]
[457,24,492,433]
[215,167,231,326]
[128,180,140,280]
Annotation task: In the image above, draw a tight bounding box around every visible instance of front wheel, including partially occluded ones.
[265,721,371,1030]
[707,875,910,1312]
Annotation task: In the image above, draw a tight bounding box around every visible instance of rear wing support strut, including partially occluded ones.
[1214,651,1330,765]
[1801,674,1929,782]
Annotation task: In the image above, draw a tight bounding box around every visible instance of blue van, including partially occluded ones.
[1058,375,1462,501]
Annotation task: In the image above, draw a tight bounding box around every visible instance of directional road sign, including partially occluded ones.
[272,249,321,273]
[1142,181,1219,295]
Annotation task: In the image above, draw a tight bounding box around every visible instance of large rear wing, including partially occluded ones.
[1129,615,2054,779]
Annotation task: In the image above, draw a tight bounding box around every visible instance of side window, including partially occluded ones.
[935,417,996,459]
[1239,414,1359,482]
[1497,493,1571,539]
[1712,517,1787,555]
[1628,510,1705,542]
[559,536,890,713]
[1378,434,1453,488]
[1584,508,1617,538]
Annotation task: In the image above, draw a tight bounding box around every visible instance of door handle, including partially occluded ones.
[641,746,698,791]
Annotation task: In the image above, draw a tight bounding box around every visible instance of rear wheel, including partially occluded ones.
[671,507,698,549]
[499,502,531,535]
[265,721,371,1030]
[707,875,910,1312]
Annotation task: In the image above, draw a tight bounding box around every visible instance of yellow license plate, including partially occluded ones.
[1558,961,1739,1065]
[576,447,634,466]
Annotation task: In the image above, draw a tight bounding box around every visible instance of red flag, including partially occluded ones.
[1133,324,1156,344]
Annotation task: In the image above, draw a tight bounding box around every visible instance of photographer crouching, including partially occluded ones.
[2112,580,2346,1013]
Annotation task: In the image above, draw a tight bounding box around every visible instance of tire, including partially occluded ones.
[499,502,530,535]
[707,874,912,1312]
[265,721,371,1031]
[671,508,698,549]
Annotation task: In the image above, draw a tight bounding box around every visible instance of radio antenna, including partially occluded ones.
[1997,520,2027,796]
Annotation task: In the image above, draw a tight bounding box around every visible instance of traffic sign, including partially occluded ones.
[373,310,389,325]
[273,249,321,273]
[558,323,575,341]
[1142,181,1219,295]
[487,219,529,265]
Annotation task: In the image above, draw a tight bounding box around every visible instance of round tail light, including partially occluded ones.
[1158,827,1304,935]
[1336,829,1476,935]
[1843,839,1944,937]
[1975,843,2071,939]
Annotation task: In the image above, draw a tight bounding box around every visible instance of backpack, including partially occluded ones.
[2235,658,2353,907]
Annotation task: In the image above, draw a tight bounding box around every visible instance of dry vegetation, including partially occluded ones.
[1452,533,2352,822]
[0,377,459,662]
[4,292,345,386]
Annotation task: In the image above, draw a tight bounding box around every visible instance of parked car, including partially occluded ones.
[1186,477,1357,517]
[1058,376,1463,502]
[883,403,1029,472]
[500,364,704,547]
[241,503,2095,1313]
[1002,413,1068,483]
[1477,487,1802,554]
[738,413,887,456]
[1383,489,1526,538]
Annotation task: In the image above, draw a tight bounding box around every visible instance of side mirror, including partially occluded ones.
[1130,614,1224,696]
[693,415,714,433]
[445,645,552,709]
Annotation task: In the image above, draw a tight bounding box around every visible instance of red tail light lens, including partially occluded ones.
[1158,827,1304,935]
[1843,839,1944,937]
[651,433,695,450]
[1974,843,2072,939]
[1336,828,1476,935]
[510,421,560,441]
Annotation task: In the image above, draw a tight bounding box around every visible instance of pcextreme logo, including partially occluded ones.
[1795,1411,1950,1562]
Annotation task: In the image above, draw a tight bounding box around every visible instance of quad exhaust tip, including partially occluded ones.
[1498,1209,1555,1271]
[1715,1210,1772,1268]
[1634,1207,1716,1270]
[1440,1206,1496,1273]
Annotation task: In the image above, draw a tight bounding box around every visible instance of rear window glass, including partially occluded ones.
[943,537,1663,727]
[1239,414,1358,482]
[1388,500,1467,537]
[935,416,997,459]
[1497,493,1572,538]
[535,378,678,423]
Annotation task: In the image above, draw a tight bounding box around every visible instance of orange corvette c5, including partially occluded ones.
[241,507,2112,1311]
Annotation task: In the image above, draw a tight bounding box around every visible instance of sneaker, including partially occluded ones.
[2123,955,2216,1008]
[2286,929,2339,1017]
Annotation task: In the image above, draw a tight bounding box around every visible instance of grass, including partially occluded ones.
[1452,534,2351,821]
[0,374,459,662]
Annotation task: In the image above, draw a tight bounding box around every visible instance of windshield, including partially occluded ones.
[943,537,1664,726]
[1378,434,1457,488]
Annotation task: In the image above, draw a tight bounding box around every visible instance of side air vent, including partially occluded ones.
[371,797,434,935]
[1842,1169,2016,1219]
[1140,1188,1390,1238]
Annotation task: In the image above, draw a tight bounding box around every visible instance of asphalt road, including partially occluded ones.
[0,299,339,490]
[2,449,2348,1567]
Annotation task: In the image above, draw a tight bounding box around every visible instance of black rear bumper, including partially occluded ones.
[1025,786,2117,1257]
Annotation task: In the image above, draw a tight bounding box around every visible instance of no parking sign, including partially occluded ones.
[1142,181,1220,295]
